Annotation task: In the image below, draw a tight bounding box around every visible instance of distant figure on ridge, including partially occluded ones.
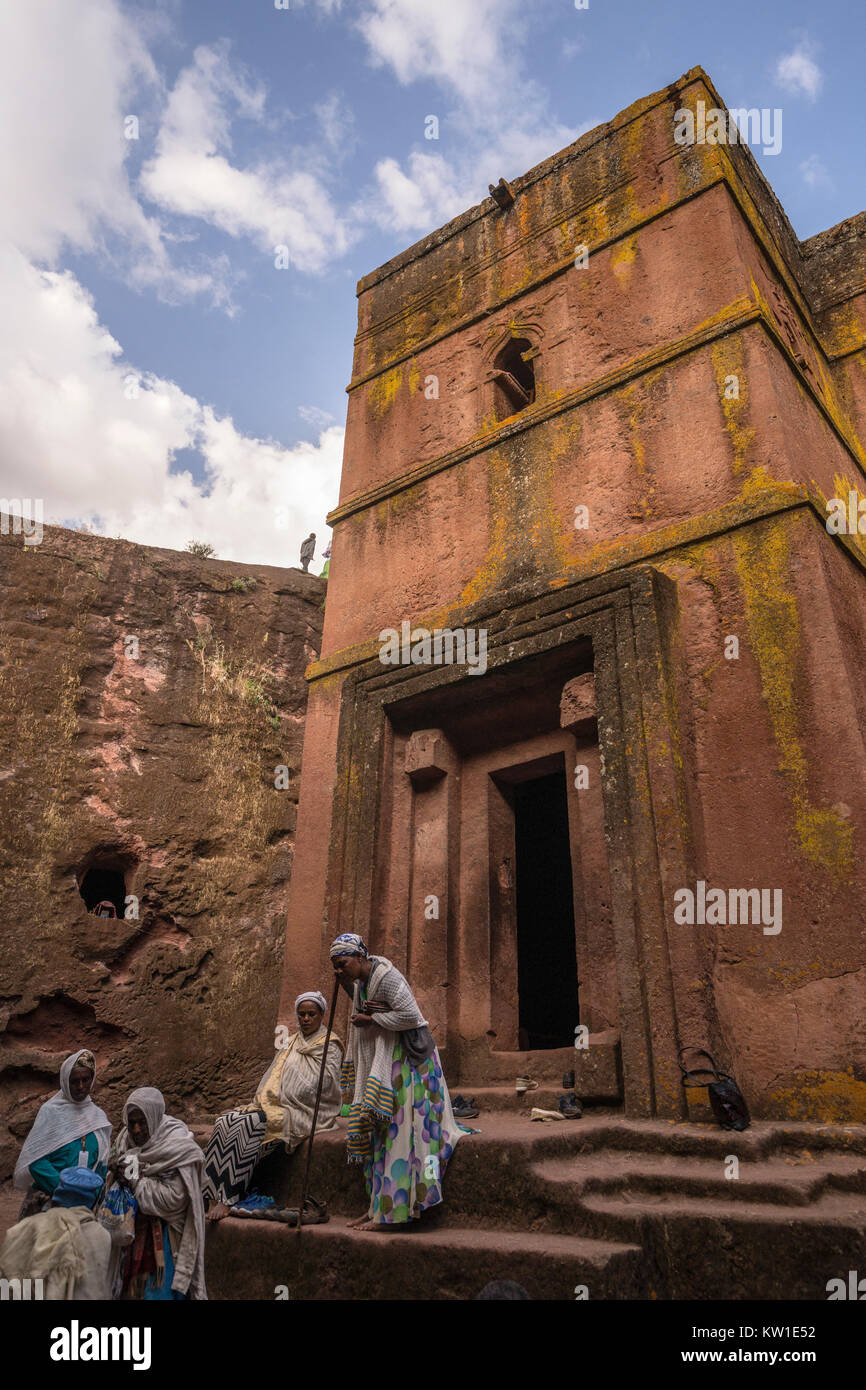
[300,532,316,572]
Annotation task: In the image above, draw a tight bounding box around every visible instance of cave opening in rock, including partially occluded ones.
[79,865,126,918]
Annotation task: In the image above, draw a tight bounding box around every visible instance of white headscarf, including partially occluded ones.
[295,990,327,1021]
[13,1049,111,1190]
[115,1086,207,1300]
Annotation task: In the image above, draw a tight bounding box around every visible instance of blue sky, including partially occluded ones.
[1,0,862,566]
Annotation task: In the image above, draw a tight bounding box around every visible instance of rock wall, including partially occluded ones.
[0,522,324,1177]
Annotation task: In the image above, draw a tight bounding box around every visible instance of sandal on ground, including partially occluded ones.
[529,1107,565,1122]
[272,1197,330,1225]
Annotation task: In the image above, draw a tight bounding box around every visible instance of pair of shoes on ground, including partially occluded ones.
[452,1093,479,1118]
[230,1195,329,1224]
[516,1076,538,1095]
[530,1093,583,1121]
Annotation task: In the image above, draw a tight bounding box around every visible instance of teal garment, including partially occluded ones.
[143,1222,189,1302]
[29,1132,105,1195]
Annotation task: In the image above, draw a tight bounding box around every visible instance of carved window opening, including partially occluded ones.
[79,861,127,918]
[491,337,536,419]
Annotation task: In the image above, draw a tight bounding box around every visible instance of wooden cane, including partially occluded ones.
[295,976,340,1234]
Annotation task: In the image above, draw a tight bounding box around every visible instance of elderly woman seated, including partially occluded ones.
[13,1048,111,1219]
[203,990,343,1221]
[110,1087,207,1300]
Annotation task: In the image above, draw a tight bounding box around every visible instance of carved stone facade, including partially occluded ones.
[281,68,866,1122]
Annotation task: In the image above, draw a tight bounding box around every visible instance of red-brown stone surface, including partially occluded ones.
[281,68,866,1123]
[0,523,323,1177]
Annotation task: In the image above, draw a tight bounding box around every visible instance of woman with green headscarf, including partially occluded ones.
[13,1048,111,1219]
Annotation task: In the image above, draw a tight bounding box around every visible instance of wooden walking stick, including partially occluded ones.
[295,975,340,1234]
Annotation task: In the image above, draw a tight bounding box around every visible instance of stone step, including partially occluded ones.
[451,1036,621,1098]
[202,1116,866,1299]
[572,1190,866,1299]
[249,1116,866,1224]
[532,1151,866,1206]
[205,1211,646,1301]
[449,1086,619,1115]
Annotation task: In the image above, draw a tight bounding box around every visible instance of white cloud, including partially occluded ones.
[774,43,823,101]
[298,405,337,429]
[356,0,523,112]
[800,154,834,191]
[369,119,594,234]
[0,246,341,564]
[141,43,354,273]
[372,152,467,232]
[0,0,231,305]
[351,0,593,236]
[315,92,357,157]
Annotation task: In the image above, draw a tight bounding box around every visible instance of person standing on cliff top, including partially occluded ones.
[331,932,467,1231]
[299,532,316,572]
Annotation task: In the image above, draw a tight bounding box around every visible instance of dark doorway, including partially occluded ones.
[79,866,126,918]
[514,770,578,1048]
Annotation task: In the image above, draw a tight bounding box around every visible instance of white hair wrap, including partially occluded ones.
[295,991,327,1016]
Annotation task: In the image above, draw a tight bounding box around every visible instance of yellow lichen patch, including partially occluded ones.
[766,1070,866,1123]
[711,337,755,474]
[796,805,855,872]
[610,233,637,282]
[619,117,649,222]
[693,292,756,340]
[459,437,571,606]
[827,471,866,565]
[367,364,403,417]
[408,358,421,395]
[823,300,866,358]
[732,519,854,875]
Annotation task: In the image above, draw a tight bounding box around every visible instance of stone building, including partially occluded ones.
[281,66,866,1125]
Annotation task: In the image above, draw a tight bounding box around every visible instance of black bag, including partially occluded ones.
[678,1046,751,1131]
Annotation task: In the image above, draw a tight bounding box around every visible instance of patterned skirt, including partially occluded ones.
[203,1108,267,1206]
[363,1042,463,1225]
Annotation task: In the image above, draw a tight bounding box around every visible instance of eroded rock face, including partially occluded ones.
[0,523,324,1176]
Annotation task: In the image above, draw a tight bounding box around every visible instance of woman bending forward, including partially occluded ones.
[330,932,466,1230]
[111,1087,207,1300]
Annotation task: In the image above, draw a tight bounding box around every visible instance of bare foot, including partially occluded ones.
[348,1215,374,1230]
[206,1201,231,1223]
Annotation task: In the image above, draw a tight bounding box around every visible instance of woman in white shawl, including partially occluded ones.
[203,991,343,1221]
[330,933,466,1231]
[13,1048,111,1219]
[110,1087,207,1300]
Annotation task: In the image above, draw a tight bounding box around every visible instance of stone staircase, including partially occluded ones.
[204,1109,866,1300]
